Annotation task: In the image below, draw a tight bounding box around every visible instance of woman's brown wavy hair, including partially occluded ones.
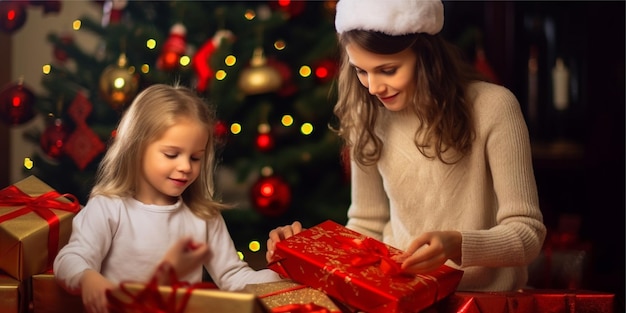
[332,30,485,166]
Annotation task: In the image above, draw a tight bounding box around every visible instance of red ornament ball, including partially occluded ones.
[0,1,27,34]
[255,133,274,152]
[40,118,69,160]
[250,175,291,217]
[53,33,74,63]
[0,82,36,125]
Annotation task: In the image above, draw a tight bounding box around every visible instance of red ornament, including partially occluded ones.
[267,58,297,97]
[474,47,500,84]
[0,1,27,34]
[313,59,338,84]
[255,133,274,152]
[53,32,74,63]
[214,120,228,137]
[270,0,306,18]
[40,118,69,160]
[64,92,105,170]
[250,175,291,217]
[193,30,234,93]
[0,81,35,125]
[157,23,186,71]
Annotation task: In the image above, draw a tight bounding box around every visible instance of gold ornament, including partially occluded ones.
[99,53,140,110]
[238,47,282,95]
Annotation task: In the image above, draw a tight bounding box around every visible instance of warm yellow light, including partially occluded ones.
[249,241,261,252]
[24,158,33,170]
[113,78,126,89]
[281,115,293,126]
[299,65,312,77]
[215,70,227,80]
[237,251,244,260]
[42,64,51,74]
[72,20,81,30]
[258,123,270,134]
[301,123,313,135]
[141,64,150,73]
[244,9,256,20]
[179,55,190,66]
[274,40,286,50]
[225,55,236,66]
[261,166,273,177]
[146,39,157,49]
[230,123,242,134]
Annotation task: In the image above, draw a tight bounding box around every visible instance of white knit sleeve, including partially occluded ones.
[345,159,390,241]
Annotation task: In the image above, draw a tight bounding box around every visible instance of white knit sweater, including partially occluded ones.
[54,196,281,293]
[345,81,546,291]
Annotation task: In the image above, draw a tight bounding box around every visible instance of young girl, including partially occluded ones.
[268,0,546,292]
[54,84,281,313]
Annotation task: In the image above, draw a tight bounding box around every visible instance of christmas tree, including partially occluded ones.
[8,1,350,258]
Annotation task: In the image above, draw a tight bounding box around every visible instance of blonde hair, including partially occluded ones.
[91,83,227,219]
[333,30,483,165]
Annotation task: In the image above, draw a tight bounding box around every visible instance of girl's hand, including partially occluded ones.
[393,231,462,274]
[80,269,115,313]
[266,221,304,262]
[159,237,210,283]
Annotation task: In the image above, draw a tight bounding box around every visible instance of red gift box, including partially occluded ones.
[524,289,614,313]
[435,291,535,313]
[433,289,615,313]
[268,220,463,313]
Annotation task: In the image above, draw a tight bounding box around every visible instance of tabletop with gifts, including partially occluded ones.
[0,176,617,313]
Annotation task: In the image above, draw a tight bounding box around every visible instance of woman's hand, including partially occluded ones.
[266,221,304,262]
[393,231,462,274]
[80,269,115,313]
[159,236,210,283]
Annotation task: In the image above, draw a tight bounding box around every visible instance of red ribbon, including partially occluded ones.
[107,263,216,313]
[0,184,81,267]
[335,236,403,275]
[271,303,332,313]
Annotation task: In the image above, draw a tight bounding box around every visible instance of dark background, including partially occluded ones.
[442,1,624,309]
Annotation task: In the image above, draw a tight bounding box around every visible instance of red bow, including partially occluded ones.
[107,263,216,313]
[0,185,80,266]
[336,236,403,275]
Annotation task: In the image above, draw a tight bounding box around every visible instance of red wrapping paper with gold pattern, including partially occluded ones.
[433,289,615,313]
[268,220,464,313]
[0,176,81,281]
[435,291,535,313]
[524,289,614,313]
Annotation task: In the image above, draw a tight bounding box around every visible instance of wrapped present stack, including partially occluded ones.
[0,176,82,313]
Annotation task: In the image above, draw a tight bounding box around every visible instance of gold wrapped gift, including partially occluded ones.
[0,274,27,313]
[31,272,85,313]
[108,282,265,313]
[0,176,81,281]
[245,280,344,312]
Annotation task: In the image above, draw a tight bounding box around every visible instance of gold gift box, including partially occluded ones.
[245,280,343,312]
[0,274,27,313]
[108,283,265,313]
[0,176,79,281]
[31,272,85,313]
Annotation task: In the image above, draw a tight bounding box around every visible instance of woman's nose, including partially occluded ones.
[368,76,385,95]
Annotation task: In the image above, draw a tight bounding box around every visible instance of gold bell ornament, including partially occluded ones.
[99,53,140,110]
[238,47,282,95]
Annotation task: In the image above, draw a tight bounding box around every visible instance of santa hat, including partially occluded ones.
[335,0,444,36]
